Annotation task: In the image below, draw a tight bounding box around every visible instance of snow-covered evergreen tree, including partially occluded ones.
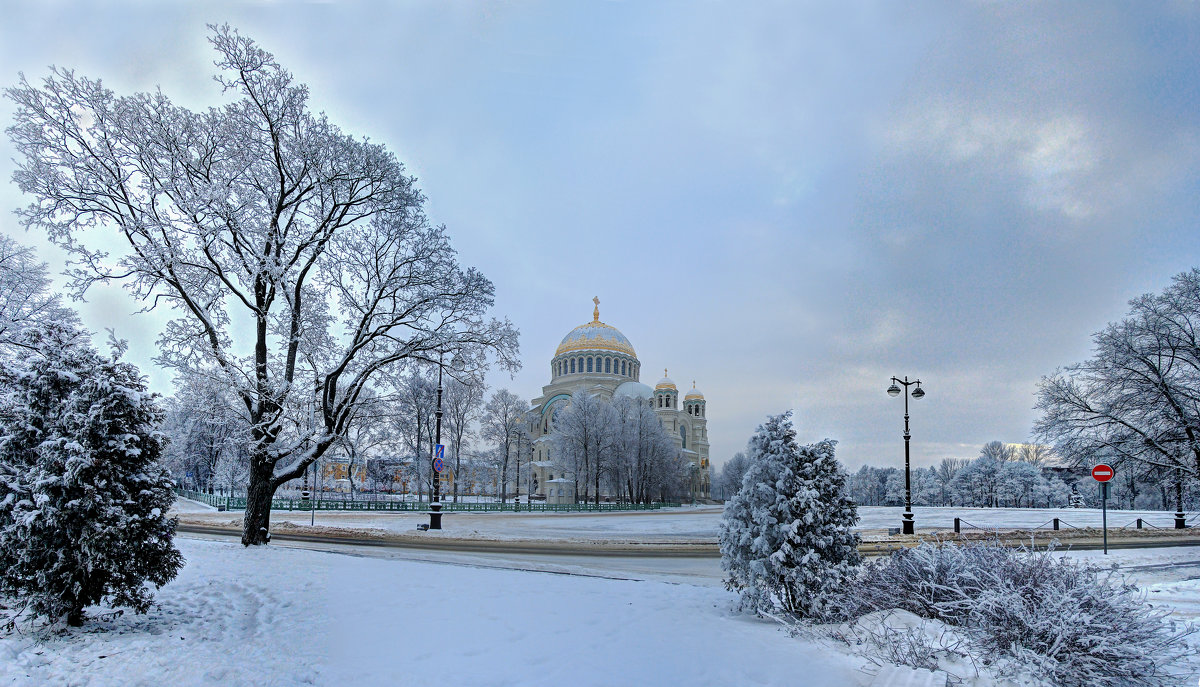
[0,323,182,626]
[718,411,860,618]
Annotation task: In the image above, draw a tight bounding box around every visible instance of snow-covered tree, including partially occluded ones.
[0,234,77,361]
[481,389,526,503]
[950,456,1003,507]
[719,412,860,618]
[998,461,1048,507]
[389,370,437,500]
[1035,268,1200,481]
[884,466,937,506]
[0,323,182,626]
[442,377,485,502]
[548,392,618,504]
[934,458,967,506]
[713,451,751,500]
[848,465,894,506]
[5,26,518,544]
[608,395,685,503]
[160,372,248,494]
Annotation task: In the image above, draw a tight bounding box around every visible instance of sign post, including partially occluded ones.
[1093,464,1114,554]
[433,444,445,475]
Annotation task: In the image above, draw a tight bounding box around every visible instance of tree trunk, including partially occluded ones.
[242,458,275,545]
[67,606,84,627]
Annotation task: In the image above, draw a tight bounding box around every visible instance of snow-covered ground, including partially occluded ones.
[0,537,873,687]
[174,499,1198,542]
[3,524,1198,687]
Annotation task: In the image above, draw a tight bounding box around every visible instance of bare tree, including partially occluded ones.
[0,233,78,359]
[609,395,683,503]
[714,451,751,500]
[1016,443,1052,467]
[333,389,391,500]
[980,441,1016,463]
[481,389,526,503]
[1036,268,1200,481]
[5,27,518,543]
[389,369,437,500]
[161,372,248,494]
[934,458,967,506]
[549,392,619,504]
[442,377,485,502]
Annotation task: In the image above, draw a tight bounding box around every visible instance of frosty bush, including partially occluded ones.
[0,324,182,627]
[838,541,1194,687]
[719,411,860,617]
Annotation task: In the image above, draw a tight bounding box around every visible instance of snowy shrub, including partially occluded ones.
[719,411,860,618]
[0,324,183,627]
[838,540,1194,687]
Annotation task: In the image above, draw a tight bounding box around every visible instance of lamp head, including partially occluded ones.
[911,385,925,400]
[887,383,901,397]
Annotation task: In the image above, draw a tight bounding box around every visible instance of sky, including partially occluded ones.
[2,1,1200,472]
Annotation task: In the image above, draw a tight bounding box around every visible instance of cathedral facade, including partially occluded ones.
[529,299,711,502]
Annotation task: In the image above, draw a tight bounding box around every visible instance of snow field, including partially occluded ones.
[0,537,872,687]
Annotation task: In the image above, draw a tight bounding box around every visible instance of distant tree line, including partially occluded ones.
[713,438,1200,511]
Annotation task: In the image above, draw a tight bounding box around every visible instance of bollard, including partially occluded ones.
[1137,518,1143,529]
[1176,511,1187,529]
[954,517,960,533]
[1052,518,1059,531]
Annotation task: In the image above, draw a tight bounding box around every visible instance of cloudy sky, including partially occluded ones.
[3,1,1199,471]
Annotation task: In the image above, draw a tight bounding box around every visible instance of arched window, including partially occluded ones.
[587,357,593,372]
[570,359,575,374]
[605,358,611,373]
[620,360,626,376]
[680,425,687,448]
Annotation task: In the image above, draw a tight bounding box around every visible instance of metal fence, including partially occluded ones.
[175,489,679,513]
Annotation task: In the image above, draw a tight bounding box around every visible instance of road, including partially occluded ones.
[176,522,1200,598]
[177,527,726,586]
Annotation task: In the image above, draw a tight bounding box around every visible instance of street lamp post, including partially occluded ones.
[513,428,523,512]
[429,352,463,530]
[1176,465,1188,529]
[887,375,925,535]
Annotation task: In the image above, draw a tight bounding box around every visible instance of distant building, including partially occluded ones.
[528,298,711,501]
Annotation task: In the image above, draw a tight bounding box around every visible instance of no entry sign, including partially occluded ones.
[1092,464,1114,482]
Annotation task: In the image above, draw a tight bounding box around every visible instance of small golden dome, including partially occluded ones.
[655,369,677,391]
[685,381,704,400]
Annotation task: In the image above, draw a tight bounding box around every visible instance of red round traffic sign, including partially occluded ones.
[1092,464,1114,482]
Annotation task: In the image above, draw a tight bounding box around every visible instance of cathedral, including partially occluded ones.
[529,298,711,502]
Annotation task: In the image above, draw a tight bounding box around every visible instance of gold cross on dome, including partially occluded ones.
[593,296,600,322]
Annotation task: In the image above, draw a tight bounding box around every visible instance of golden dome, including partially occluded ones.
[655,369,677,391]
[685,381,704,400]
[554,297,637,358]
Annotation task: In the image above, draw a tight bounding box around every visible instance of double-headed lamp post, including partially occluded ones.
[429,352,464,530]
[887,375,925,535]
